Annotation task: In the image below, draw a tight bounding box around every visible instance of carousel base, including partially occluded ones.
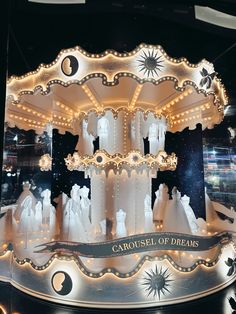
[0,244,236,309]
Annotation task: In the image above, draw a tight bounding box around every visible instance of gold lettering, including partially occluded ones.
[194,240,199,247]
[112,245,119,253]
[123,243,129,251]
[118,244,124,251]
[135,241,141,249]
[140,240,146,247]
[145,239,151,246]
[128,242,135,249]
[176,239,181,246]
[150,238,156,245]
[164,237,169,244]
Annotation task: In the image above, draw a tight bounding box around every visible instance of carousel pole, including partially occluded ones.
[0,0,11,204]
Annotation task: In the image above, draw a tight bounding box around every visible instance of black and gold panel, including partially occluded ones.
[61,55,79,76]
[51,271,73,296]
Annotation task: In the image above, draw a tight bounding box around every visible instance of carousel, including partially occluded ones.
[0,43,235,308]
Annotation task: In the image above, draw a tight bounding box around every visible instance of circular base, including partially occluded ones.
[0,244,236,308]
[7,275,236,309]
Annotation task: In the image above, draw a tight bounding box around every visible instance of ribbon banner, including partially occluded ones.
[35,231,232,258]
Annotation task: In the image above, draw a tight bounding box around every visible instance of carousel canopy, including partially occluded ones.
[6,44,227,134]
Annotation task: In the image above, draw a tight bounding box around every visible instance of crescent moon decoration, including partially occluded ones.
[61,55,79,76]
[137,50,164,77]
[142,266,172,299]
[51,271,73,296]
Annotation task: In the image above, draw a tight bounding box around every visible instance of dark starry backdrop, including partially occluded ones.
[152,124,205,219]
[51,129,90,201]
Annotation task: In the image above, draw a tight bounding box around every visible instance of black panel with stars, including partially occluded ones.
[152,124,206,219]
[51,129,90,202]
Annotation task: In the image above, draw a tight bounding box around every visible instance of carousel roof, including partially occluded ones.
[6,43,227,134]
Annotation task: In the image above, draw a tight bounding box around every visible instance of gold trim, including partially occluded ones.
[64,150,177,172]
[12,240,235,278]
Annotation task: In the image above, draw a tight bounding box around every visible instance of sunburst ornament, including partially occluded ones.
[142,266,172,299]
[137,50,164,77]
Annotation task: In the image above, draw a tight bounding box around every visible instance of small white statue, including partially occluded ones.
[162,187,192,234]
[80,186,92,234]
[41,189,51,204]
[153,184,169,221]
[18,195,34,233]
[14,181,36,221]
[148,123,160,155]
[97,116,109,137]
[49,205,58,234]
[41,189,52,225]
[34,201,43,231]
[63,185,87,242]
[75,120,94,155]
[158,117,167,150]
[116,209,127,238]
[148,123,158,140]
[144,194,155,232]
[181,195,199,233]
[70,184,81,208]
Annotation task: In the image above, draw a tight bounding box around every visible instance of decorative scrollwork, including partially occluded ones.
[64,150,177,172]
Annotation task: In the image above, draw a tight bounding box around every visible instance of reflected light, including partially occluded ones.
[224,105,230,115]
[0,305,7,314]
[195,6,236,30]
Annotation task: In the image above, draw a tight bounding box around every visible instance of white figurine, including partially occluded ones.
[63,185,87,242]
[162,187,192,234]
[75,119,94,155]
[130,112,144,153]
[34,201,43,232]
[97,116,109,150]
[116,209,127,238]
[148,123,159,154]
[153,184,169,221]
[97,116,109,137]
[14,181,36,221]
[70,184,81,207]
[158,117,167,151]
[144,194,155,232]
[41,189,52,226]
[49,205,58,235]
[18,196,35,233]
[181,195,199,233]
[79,186,92,234]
